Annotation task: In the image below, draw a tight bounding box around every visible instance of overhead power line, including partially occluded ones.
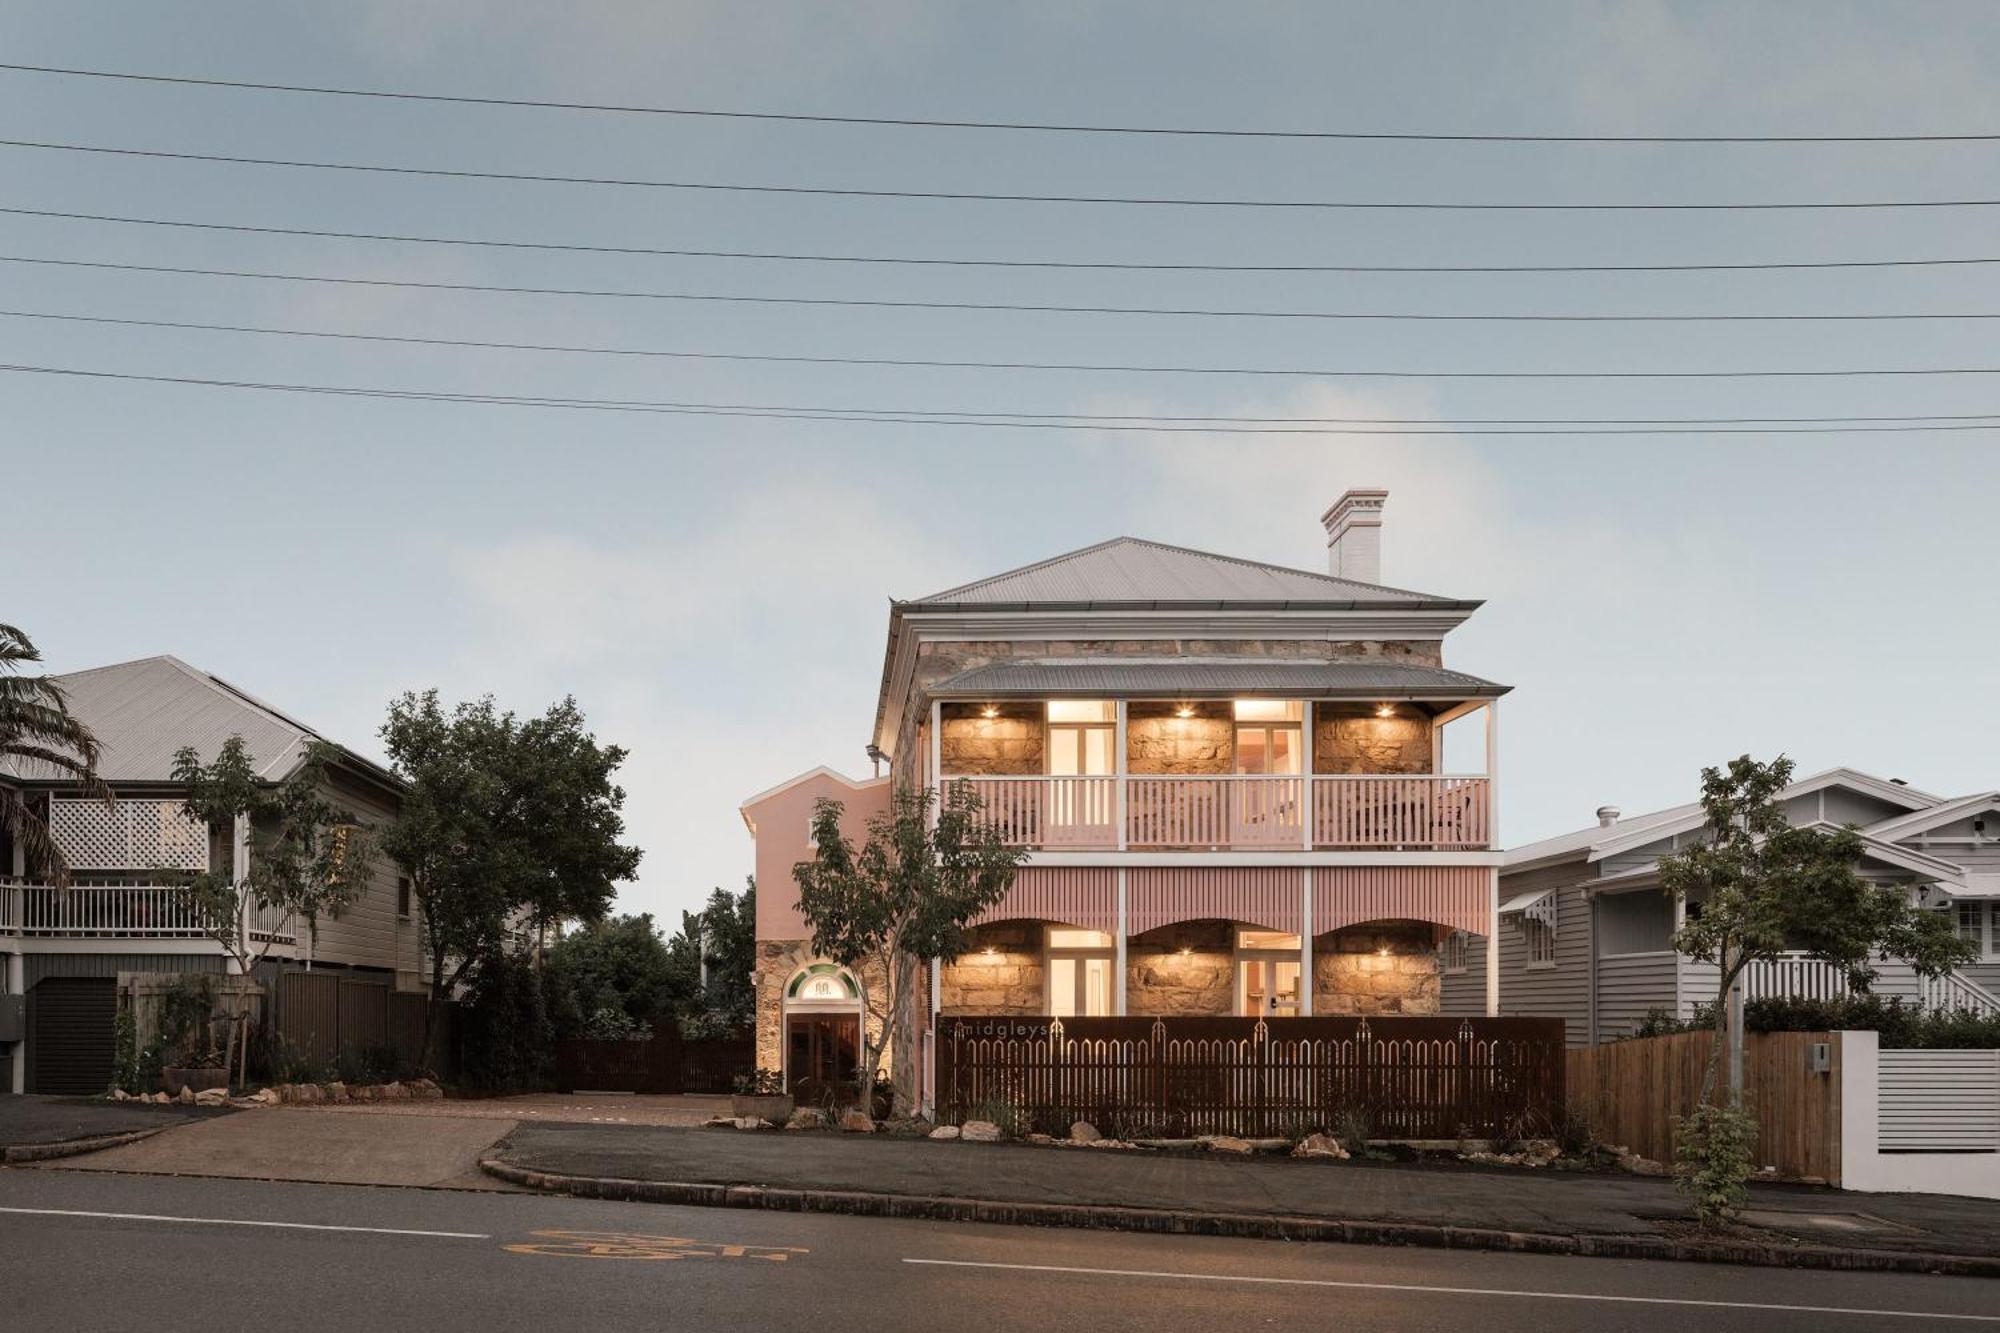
[7,138,2000,211]
[4,63,1997,145]
[11,204,2000,276]
[4,307,1994,382]
[7,310,1999,428]
[5,362,2000,434]
[11,254,2000,323]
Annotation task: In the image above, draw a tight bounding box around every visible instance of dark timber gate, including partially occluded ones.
[26,977,117,1095]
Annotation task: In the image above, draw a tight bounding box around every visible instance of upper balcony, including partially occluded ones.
[929,691,1497,852]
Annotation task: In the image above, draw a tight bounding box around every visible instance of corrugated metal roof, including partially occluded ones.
[911,537,1469,608]
[928,660,1509,698]
[4,656,320,783]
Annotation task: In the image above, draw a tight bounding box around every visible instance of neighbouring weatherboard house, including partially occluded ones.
[1439,768,2000,1044]
[0,656,420,1094]
[741,490,1509,1107]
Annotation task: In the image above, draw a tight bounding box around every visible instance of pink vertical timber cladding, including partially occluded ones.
[971,866,1117,932]
[1125,866,1305,935]
[1312,865,1490,936]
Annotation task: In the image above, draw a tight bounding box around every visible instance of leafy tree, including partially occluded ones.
[794,785,1024,1116]
[378,690,641,1067]
[546,913,693,1038]
[168,735,372,1085]
[0,623,109,884]
[1658,754,1972,1223]
[689,878,757,1028]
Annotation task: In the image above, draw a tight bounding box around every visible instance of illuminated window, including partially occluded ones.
[1047,928,1114,949]
[1046,924,1116,1017]
[1232,700,1302,722]
[1234,701,1303,775]
[1047,700,1115,723]
[1047,700,1115,777]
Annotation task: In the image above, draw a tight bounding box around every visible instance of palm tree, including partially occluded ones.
[0,623,108,884]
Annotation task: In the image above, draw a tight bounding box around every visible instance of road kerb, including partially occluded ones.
[476,1157,2000,1279]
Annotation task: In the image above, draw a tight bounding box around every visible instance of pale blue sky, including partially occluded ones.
[5,4,1998,921]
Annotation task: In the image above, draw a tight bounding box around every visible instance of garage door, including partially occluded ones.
[27,977,117,1095]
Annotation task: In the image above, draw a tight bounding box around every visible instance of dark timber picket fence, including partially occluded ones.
[935,1015,1565,1140]
[553,1030,754,1094]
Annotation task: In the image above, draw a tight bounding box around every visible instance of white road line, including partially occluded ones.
[902,1258,1999,1323]
[0,1206,488,1239]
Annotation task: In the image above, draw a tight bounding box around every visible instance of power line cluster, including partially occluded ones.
[3,62,2000,434]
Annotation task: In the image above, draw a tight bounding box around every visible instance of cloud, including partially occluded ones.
[441,470,959,919]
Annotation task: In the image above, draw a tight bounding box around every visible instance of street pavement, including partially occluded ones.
[2,1166,1995,1332]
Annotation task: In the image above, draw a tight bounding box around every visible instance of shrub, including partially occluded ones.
[1673,1101,1757,1226]
[1330,1104,1373,1150]
[111,1007,141,1095]
[1618,994,2000,1049]
[582,1006,650,1042]
[733,1068,784,1096]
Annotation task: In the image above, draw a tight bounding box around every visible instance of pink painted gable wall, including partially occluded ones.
[743,769,892,940]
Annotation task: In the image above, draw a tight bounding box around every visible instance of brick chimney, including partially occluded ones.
[1321,489,1388,585]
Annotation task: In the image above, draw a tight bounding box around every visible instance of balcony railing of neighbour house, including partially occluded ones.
[946,773,1491,852]
[1734,951,2000,1018]
[0,879,298,947]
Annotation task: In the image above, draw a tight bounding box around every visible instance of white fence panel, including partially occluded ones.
[1878,1049,2000,1153]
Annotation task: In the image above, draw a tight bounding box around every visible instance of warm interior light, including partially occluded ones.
[1178,945,1193,956]
[1377,946,1392,958]
[982,946,997,957]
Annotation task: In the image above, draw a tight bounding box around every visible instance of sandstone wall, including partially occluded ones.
[939,922,1045,1015]
[1314,705,1433,775]
[938,702,1044,776]
[1125,921,1234,1016]
[1125,701,1233,775]
[1312,921,1441,1015]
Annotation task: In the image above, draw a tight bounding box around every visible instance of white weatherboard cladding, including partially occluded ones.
[1877,1049,2000,1152]
[48,798,208,872]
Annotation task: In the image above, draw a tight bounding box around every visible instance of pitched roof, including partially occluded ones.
[1867,792,2000,842]
[1505,767,1943,870]
[929,660,1509,699]
[909,537,1473,609]
[2,655,381,786]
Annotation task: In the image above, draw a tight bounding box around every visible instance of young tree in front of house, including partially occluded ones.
[378,690,641,1073]
[1658,754,1972,1224]
[794,786,1025,1117]
[167,735,372,1086]
[0,622,109,885]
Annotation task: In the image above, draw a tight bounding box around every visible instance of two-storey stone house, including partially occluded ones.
[742,491,1509,1107]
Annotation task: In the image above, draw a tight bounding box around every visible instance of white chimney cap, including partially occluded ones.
[1322,489,1389,585]
[1595,805,1621,827]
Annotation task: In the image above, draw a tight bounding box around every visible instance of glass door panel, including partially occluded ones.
[1050,958,1078,1017]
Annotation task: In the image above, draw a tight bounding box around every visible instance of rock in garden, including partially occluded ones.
[327,1081,349,1103]
[784,1109,823,1131]
[959,1120,1002,1143]
[110,1089,130,1101]
[928,1125,961,1140]
[1205,1136,1254,1155]
[409,1079,444,1099]
[704,1115,737,1128]
[176,1086,196,1105]
[249,1087,281,1105]
[733,1116,772,1131]
[379,1081,407,1100]
[838,1110,876,1134]
[1068,1120,1101,1144]
[1292,1133,1349,1160]
[193,1087,230,1106]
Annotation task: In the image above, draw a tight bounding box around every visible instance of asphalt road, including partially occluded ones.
[2,1167,1995,1332]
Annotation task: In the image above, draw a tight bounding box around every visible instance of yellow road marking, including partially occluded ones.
[504,1229,809,1261]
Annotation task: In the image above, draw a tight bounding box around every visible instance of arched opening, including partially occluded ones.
[781,962,861,1096]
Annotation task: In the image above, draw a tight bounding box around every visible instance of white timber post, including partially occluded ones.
[1114,867,1128,1015]
[1484,698,1499,849]
[7,948,24,1094]
[1301,699,1315,849]
[1114,700,1129,851]
[1299,867,1314,1017]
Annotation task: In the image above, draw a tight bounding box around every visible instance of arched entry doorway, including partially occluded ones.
[782,962,861,1096]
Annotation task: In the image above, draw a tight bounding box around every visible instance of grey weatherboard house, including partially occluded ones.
[1440,767,2000,1045]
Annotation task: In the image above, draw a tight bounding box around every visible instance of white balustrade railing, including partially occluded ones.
[1918,970,2000,1018]
[0,879,297,946]
[941,773,1490,851]
[1740,954,1854,1002]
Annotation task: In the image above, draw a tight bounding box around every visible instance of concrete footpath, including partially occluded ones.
[484,1122,2000,1275]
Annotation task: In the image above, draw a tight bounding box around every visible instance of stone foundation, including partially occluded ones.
[753,939,892,1075]
[1312,921,1441,1015]
[940,922,1045,1015]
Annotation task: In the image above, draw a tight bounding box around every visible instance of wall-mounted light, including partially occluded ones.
[1377,946,1392,958]
[1174,703,1195,719]
[982,945,997,957]
[980,704,999,720]
[1375,702,1395,719]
